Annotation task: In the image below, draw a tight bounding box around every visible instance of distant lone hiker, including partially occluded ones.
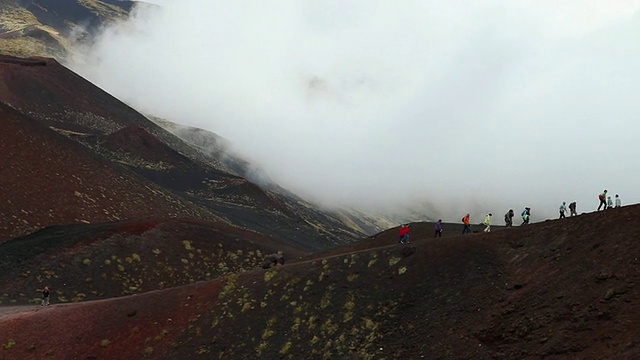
[559,202,567,219]
[434,219,443,238]
[504,209,514,227]
[41,286,51,306]
[462,214,471,234]
[398,224,410,244]
[598,190,608,211]
[615,194,621,208]
[569,201,577,216]
[483,213,492,232]
[262,253,285,269]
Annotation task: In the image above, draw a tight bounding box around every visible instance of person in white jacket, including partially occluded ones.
[615,194,622,208]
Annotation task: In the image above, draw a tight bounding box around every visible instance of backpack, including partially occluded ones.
[599,194,605,200]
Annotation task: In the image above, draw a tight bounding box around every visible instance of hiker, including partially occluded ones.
[607,196,613,209]
[462,214,471,234]
[504,209,514,227]
[559,202,567,219]
[398,224,410,244]
[261,253,285,269]
[615,194,621,208]
[41,286,51,306]
[597,190,608,211]
[483,213,492,232]
[434,219,443,238]
[569,201,577,216]
[521,207,531,225]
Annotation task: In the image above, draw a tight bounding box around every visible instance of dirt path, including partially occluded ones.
[0,305,47,321]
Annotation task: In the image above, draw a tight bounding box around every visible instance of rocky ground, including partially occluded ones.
[1,205,638,359]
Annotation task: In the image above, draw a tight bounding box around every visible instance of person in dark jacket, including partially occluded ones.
[504,209,514,227]
[434,219,443,238]
[41,286,51,306]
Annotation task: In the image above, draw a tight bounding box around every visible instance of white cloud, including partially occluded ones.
[71,0,640,223]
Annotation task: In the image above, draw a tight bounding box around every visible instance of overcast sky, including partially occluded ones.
[72,0,640,223]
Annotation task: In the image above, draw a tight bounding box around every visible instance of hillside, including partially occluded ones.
[1,206,638,359]
[0,101,218,240]
[0,54,368,249]
[0,0,135,59]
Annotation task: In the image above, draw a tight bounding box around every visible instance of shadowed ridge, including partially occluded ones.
[0,53,47,66]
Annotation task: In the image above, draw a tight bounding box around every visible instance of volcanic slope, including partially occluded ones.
[0,0,135,59]
[0,55,366,249]
[0,218,308,305]
[0,102,218,240]
[1,205,638,359]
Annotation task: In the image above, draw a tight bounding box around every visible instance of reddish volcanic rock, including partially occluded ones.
[0,102,218,241]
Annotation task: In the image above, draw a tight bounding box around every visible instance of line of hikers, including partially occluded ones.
[400,189,624,241]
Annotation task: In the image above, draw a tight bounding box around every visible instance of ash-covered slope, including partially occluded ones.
[0,101,218,240]
[0,54,366,249]
[1,205,638,359]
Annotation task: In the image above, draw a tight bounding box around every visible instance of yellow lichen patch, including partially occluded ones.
[347,273,359,282]
[82,258,91,266]
[152,249,161,255]
[267,316,278,327]
[279,341,293,355]
[264,267,279,282]
[117,265,125,272]
[182,240,193,251]
[343,311,354,323]
[125,257,133,264]
[291,317,301,332]
[218,274,238,299]
[100,339,111,348]
[241,302,252,312]
[398,266,408,275]
[367,259,378,267]
[363,317,377,330]
[104,259,111,265]
[308,315,318,330]
[321,318,339,335]
[261,329,275,340]
[388,257,402,266]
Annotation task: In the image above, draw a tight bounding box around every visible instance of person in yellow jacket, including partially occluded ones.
[483,213,492,232]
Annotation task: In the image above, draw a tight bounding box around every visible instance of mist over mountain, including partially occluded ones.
[71,1,640,223]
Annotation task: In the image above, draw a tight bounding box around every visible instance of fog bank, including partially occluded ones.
[72,0,640,223]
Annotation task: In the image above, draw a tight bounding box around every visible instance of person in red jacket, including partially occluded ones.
[398,224,410,244]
